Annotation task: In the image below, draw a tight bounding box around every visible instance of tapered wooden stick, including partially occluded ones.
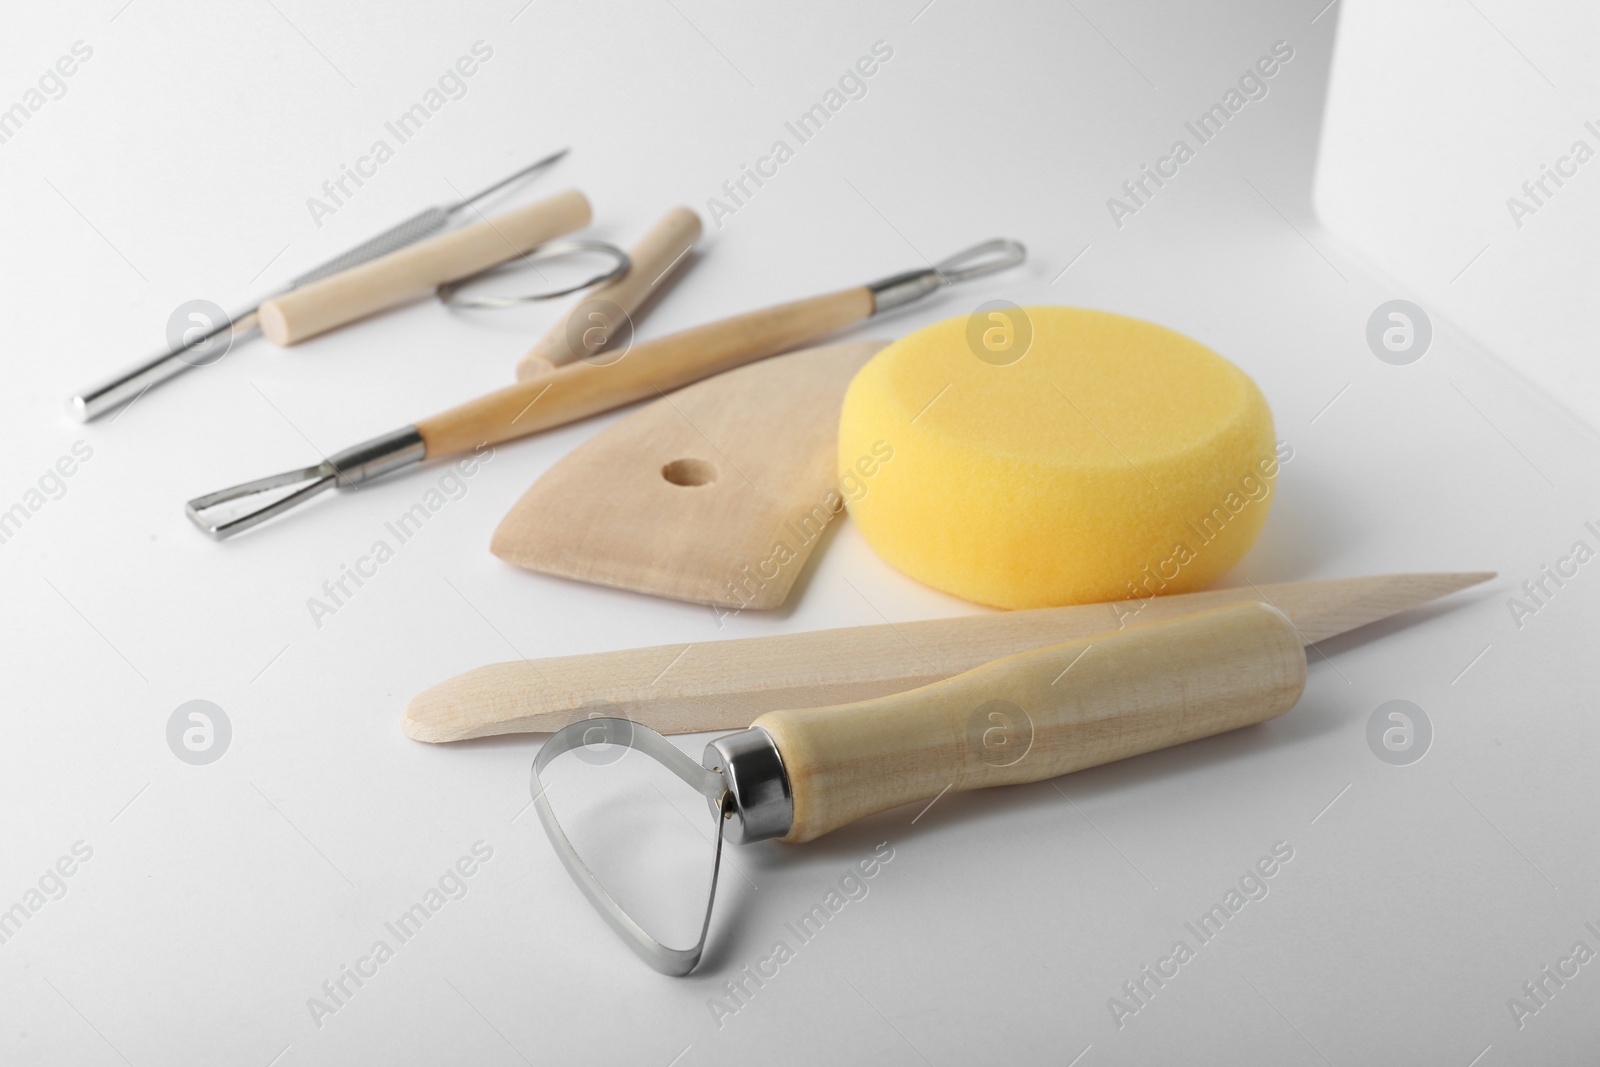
[516,206,701,378]
[403,571,1492,742]
[414,287,872,456]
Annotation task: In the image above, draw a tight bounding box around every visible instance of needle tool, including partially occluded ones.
[71,148,570,421]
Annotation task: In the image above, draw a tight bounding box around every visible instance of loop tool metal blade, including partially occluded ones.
[531,718,730,977]
[185,426,425,539]
[437,238,631,308]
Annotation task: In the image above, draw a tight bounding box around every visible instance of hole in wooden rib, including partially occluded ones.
[661,458,717,487]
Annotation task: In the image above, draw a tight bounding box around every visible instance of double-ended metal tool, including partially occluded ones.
[532,601,1306,975]
[72,148,570,421]
[187,238,1026,539]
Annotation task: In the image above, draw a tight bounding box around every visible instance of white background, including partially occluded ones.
[1316,0,1600,428]
[1,1,1596,1064]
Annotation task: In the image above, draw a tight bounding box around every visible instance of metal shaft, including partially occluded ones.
[71,303,267,421]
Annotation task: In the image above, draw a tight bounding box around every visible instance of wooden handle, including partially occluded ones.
[416,285,874,457]
[752,602,1307,843]
[258,189,592,346]
[516,206,702,379]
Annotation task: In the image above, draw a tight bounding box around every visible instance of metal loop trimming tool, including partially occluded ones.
[185,427,426,540]
[529,604,1310,976]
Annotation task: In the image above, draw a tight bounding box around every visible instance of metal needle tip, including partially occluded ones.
[451,146,572,213]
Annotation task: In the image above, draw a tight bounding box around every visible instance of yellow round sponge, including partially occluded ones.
[838,306,1279,609]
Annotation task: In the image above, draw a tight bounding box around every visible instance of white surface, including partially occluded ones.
[1315,0,1600,429]
[1,2,1596,1065]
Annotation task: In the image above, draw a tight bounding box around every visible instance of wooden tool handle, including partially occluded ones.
[517,206,702,379]
[257,189,592,346]
[416,285,874,456]
[752,602,1306,843]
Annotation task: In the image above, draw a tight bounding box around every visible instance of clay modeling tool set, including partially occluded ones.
[71,148,570,421]
[39,94,1504,998]
[531,586,1477,975]
[185,238,1026,539]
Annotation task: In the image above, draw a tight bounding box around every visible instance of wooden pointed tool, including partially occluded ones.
[404,571,1493,741]
[490,340,887,608]
[515,206,702,378]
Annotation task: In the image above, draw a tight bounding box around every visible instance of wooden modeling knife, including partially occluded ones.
[405,570,1493,741]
